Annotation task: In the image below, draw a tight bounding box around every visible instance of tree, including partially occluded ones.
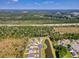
[54,45,67,58]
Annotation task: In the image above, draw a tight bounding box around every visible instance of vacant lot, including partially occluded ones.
[54,26,79,34]
[0,38,28,58]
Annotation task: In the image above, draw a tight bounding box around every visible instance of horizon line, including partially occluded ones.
[0,9,79,10]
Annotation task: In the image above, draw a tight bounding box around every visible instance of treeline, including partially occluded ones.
[0,13,79,24]
[49,32,79,41]
[0,26,79,40]
[0,26,53,39]
[63,33,79,39]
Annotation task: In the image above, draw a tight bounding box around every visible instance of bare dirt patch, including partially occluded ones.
[54,27,79,34]
[0,38,27,58]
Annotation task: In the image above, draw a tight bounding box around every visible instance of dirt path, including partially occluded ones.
[0,23,79,26]
[45,39,53,58]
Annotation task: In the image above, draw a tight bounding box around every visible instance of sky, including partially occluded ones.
[0,0,79,9]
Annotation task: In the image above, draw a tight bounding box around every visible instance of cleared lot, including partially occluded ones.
[0,38,27,58]
[54,26,79,34]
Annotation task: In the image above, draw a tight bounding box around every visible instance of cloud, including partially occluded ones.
[42,1,54,4]
[7,1,11,4]
[34,2,41,6]
[6,0,19,4]
[12,0,19,2]
[30,1,55,6]
[7,0,19,4]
